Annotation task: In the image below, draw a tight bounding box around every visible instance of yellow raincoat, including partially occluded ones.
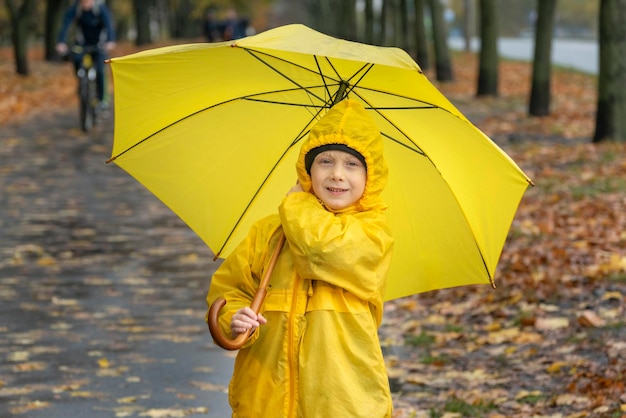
[207,100,394,417]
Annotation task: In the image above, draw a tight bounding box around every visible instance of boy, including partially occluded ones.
[207,99,394,417]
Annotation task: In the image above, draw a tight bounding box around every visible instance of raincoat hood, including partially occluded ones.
[296,99,388,212]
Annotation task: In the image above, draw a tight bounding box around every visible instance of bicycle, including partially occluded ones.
[71,45,100,132]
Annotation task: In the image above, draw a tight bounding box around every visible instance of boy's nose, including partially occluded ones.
[330,166,344,180]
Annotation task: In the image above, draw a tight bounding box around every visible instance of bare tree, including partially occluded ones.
[462,0,475,52]
[337,0,357,41]
[593,0,626,142]
[413,0,429,69]
[476,0,498,96]
[5,0,36,75]
[428,0,454,81]
[379,0,389,45]
[364,0,375,44]
[529,0,557,116]
[399,0,409,51]
[133,0,152,45]
[44,0,69,61]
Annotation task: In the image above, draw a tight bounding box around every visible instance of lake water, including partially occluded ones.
[448,37,598,75]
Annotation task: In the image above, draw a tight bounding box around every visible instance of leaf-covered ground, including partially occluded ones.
[384,56,626,418]
[1,45,624,418]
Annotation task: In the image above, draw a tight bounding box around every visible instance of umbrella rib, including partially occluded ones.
[380,132,425,156]
[243,48,341,106]
[107,86,340,162]
[314,56,333,104]
[215,107,328,258]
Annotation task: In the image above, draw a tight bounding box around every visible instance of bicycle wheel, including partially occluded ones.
[79,77,93,132]
[89,77,98,128]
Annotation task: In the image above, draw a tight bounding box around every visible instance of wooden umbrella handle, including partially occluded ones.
[208,232,286,350]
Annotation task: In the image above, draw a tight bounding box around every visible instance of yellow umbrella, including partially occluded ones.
[108,24,532,302]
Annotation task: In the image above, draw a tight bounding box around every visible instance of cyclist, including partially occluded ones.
[56,0,116,108]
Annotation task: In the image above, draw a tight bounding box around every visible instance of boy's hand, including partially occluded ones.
[231,307,267,338]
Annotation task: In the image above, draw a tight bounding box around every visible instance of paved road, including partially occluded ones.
[449,36,598,74]
[0,109,234,417]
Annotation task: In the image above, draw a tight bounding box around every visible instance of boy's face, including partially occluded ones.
[309,150,366,211]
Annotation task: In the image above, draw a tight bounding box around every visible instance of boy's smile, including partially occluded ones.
[310,150,366,211]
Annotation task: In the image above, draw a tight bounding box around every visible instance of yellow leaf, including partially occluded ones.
[70,391,100,398]
[534,317,569,330]
[515,390,542,400]
[8,351,30,362]
[139,408,186,418]
[513,331,543,344]
[484,322,501,332]
[487,327,520,344]
[117,396,137,404]
[555,393,590,407]
[37,256,57,266]
[97,358,111,369]
[13,361,47,372]
[504,346,518,355]
[546,361,568,374]
[602,291,623,302]
[9,400,50,414]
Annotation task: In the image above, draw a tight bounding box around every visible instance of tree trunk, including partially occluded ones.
[462,0,475,52]
[593,0,626,142]
[45,0,68,61]
[170,0,192,39]
[5,0,36,76]
[338,0,357,41]
[134,0,152,46]
[309,0,334,37]
[364,0,374,44]
[428,0,454,81]
[413,0,429,69]
[379,0,389,45]
[529,0,557,116]
[399,0,409,51]
[476,0,498,96]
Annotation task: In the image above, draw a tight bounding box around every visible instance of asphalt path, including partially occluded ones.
[0,108,234,417]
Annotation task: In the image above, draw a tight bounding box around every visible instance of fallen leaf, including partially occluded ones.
[98,357,111,368]
[117,396,138,404]
[9,400,50,414]
[577,310,606,327]
[534,317,570,330]
[547,361,569,374]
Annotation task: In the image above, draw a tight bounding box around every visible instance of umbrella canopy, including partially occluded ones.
[108,24,532,301]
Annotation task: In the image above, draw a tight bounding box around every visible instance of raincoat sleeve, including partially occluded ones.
[206,216,281,347]
[278,192,393,314]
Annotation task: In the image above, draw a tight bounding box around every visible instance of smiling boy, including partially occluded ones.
[207,99,394,417]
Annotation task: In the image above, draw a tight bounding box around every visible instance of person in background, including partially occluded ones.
[221,8,248,40]
[56,0,116,107]
[203,7,221,42]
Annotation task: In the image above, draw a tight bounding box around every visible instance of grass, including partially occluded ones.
[405,331,436,347]
[428,396,497,417]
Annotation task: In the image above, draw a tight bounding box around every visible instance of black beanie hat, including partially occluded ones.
[304,143,367,174]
